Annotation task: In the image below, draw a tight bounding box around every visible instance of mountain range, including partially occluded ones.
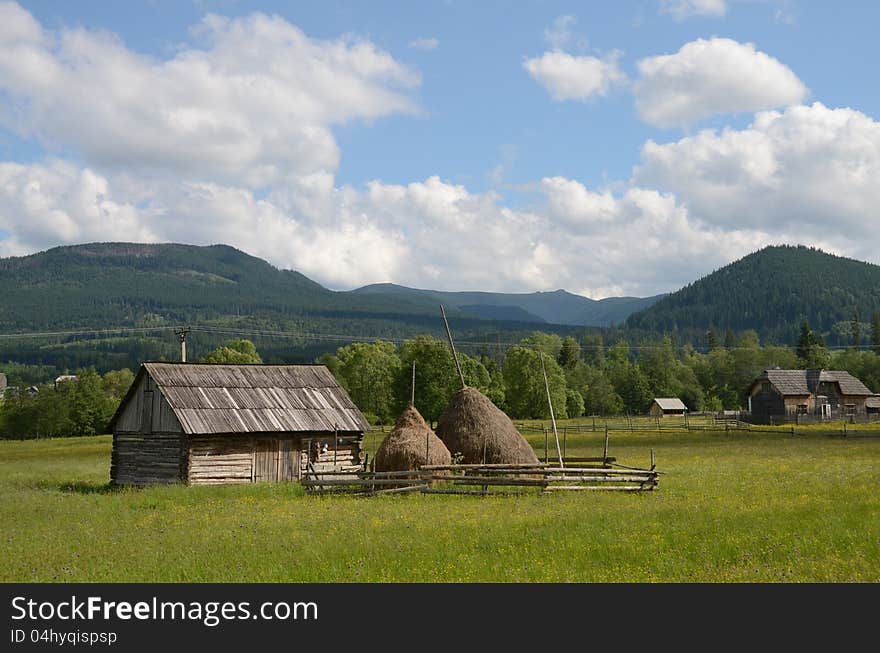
[0,242,878,372]
[0,242,659,332]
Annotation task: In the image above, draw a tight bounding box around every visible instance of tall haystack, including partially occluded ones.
[374,405,452,472]
[436,387,539,465]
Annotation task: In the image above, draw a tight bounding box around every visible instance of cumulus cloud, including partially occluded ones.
[659,0,728,21]
[524,50,627,101]
[635,102,880,263]
[407,37,439,51]
[634,37,807,128]
[1,3,878,300]
[0,160,156,257]
[0,5,419,188]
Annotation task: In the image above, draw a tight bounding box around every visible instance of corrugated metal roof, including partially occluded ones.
[866,396,880,409]
[754,369,874,396]
[653,398,686,411]
[138,363,370,435]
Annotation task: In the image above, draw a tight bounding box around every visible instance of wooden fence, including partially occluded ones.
[302,456,660,497]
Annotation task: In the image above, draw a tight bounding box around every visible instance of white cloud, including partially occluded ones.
[544,15,578,50]
[1,4,879,300]
[0,160,156,257]
[635,102,880,264]
[659,0,728,21]
[407,37,439,51]
[634,37,807,128]
[524,50,627,101]
[0,6,419,188]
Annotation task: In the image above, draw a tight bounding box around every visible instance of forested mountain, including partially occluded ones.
[350,284,662,326]
[3,242,878,378]
[626,245,880,345]
[0,243,592,372]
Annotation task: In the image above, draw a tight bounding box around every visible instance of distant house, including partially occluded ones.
[0,372,6,399]
[109,362,370,486]
[649,398,687,417]
[748,369,875,419]
[54,375,78,389]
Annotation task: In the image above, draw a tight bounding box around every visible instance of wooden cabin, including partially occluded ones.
[748,369,875,419]
[649,398,687,417]
[109,362,370,486]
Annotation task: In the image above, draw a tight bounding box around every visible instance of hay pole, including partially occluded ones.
[540,352,564,468]
[440,305,466,389]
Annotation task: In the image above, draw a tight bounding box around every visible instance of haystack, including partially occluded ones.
[436,387,539,465]
[374,405,452,472]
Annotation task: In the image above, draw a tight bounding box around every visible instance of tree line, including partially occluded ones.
[0,340,262,439]
[3,325,879,437]
[320,324,880,425]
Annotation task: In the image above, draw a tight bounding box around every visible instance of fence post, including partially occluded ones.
[544,427,549,464]
[603,427,610,465]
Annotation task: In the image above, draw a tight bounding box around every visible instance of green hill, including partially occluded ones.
[625,245,880,345]
[0,243,597,371]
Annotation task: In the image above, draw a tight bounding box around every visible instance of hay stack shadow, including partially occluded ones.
[437,387,539,465]
[374,404,452,472]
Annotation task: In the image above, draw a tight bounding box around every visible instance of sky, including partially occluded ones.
[0,0,879,298]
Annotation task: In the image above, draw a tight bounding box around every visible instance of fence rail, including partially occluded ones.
[302,455,660,496]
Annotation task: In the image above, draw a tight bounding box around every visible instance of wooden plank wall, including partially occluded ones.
[111,433,184,485]
[188,437,254,485]
[301,435,363,474]
[115,375,182,434]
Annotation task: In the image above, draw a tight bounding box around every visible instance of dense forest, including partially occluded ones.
[626,245,880,345]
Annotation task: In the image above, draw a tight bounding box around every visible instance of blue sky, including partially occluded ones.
[1,1,879,297]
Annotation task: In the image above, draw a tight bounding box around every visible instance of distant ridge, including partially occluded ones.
[349,283,663,327]
[0,242,658,333]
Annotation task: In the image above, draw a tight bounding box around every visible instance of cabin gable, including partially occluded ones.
[113,372,183,435]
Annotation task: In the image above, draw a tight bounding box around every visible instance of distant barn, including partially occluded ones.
[748,369,875,419]
[109,362,370,486]
[649,398,687,417]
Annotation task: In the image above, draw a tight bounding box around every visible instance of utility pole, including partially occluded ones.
[174,327,191,362]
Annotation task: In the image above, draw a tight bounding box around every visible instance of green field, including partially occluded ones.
[2,427,879,582]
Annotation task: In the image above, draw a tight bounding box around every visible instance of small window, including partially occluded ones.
[796,404,808,415]
[845,404,855,416]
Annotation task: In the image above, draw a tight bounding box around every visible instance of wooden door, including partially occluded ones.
[280,439,301,481]
[254,439,278,482]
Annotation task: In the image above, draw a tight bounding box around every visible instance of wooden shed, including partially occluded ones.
[109,362,370,486]
[649,398,687,417]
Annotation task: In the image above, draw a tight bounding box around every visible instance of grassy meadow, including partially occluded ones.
[2,425,879,582]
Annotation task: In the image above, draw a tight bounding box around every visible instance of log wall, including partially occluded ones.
[111,432,184,485]
[188,436,255,486]
[301,434,363,475]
